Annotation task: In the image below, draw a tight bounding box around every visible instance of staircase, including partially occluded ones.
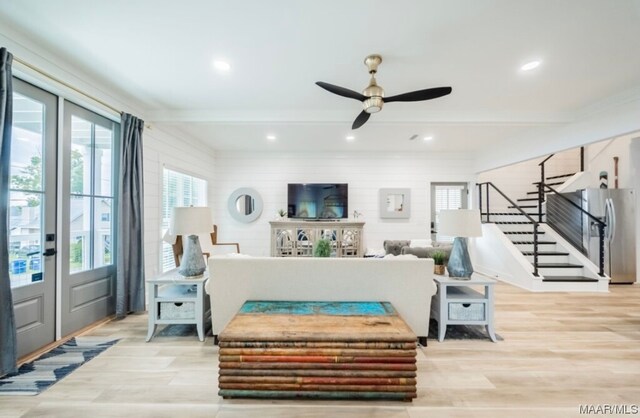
[476,157,609,292]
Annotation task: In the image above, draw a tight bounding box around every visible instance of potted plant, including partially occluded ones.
[432,250,446,275]
[314,239,332,257]
[277,209,287,219]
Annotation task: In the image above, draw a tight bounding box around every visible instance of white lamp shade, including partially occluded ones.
[171,207,213,235]
[438,209,482,237]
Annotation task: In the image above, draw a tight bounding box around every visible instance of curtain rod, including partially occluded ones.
[13,56,122,116]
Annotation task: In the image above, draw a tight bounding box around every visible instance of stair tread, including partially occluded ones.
[512,241,556,245]
[482,212,543,216]
[546,173,576,180]
[503,231,545,234]
[537,263,583,268]
[542,275,599,283]
[508,205,538,209]
[481,212,529,215]
[495,221,534,224]
[522,251,569,256]
[526,191,553,195]
[516,198,540,202]
[532,181,564,186]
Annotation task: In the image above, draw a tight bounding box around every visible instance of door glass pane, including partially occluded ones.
[94,197,112,268]
[9,93,45,289]
[8,191,43,288]
[71,116,92,195]
[69,195,91,273]
[94,125,113,197]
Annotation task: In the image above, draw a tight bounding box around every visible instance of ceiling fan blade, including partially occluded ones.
[316,82,366,101]
[384,86,452,103]
[352,111,371,130]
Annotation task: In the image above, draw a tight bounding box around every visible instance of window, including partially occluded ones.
[431,183,468,242]
[161,168,207,272]
[68,116,115,273]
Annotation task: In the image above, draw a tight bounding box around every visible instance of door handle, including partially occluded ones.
[42,248,57,257]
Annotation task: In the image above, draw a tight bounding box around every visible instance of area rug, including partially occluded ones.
[0,337,119,396]
[427,318,503,341]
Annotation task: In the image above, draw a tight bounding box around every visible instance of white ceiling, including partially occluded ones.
[1,0,640,152]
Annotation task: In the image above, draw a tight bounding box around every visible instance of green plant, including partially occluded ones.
[314,239,331,257]
[432,250,446,266]
[278,208,287,217]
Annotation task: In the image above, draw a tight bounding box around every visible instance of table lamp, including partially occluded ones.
[171,207,213,277]
[438,209,482,279]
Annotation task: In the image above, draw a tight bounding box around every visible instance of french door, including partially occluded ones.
[60,101,118,335]
[9,79,57,357]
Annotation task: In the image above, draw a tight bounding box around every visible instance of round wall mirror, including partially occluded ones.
[228,187,263,223]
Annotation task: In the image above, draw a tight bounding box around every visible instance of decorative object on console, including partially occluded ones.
[171,207,212,277]
[313,238,331,257]
[228,187,263,223]
[432,250,446,275]
[379,188,411,219]
[277,208,287,219]
[437,209,482,279]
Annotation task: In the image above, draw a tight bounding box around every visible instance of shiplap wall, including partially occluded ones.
[213,152,477,256]
[476,148,582,211]
[142,128,216,279]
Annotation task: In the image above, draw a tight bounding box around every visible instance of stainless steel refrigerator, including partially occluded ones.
[581,188,636,283]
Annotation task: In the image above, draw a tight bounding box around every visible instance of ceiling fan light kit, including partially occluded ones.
[316,54,452,129]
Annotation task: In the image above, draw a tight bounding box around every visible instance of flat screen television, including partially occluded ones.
[287,183,348,220]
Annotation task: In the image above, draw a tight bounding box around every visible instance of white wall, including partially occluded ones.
[584,134,635,189]
[477,148,581,210]
[213,152,476,256]
[142,128,216,279]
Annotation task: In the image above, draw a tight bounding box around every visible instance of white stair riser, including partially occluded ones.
[496,224,538,232]
[514,243,558,252]
[536,267,585,276]
[526,255,570,264]
[484,215,532,223]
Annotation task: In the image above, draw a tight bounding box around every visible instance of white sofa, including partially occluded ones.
[204,256,437,344]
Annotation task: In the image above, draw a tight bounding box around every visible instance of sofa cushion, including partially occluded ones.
[401,244,453,261]
[409,239,432,248]
[383,240,411,256]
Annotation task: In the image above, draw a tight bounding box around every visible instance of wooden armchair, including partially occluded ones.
[172,225,240,267]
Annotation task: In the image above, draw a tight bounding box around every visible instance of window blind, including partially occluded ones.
[161,168,207,272]
[434,185,464,241]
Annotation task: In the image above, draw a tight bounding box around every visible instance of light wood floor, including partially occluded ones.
[1,281,639,418]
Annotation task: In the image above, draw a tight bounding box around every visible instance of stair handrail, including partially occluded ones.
[477,181,540,276]
[543,184,606,276]
[536,147,585,222]
[537,154,555,222]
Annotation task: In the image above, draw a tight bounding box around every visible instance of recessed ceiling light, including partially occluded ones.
[266,134,276,141]
[423,136,433,141]
[213,60,231,72]
[520,60,541,72]
[346,135,355,141]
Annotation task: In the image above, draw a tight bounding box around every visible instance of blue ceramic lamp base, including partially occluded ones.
[179,235,207,277]
[446,237,474,280]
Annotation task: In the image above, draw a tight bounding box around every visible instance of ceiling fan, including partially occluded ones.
[316,54,452,130]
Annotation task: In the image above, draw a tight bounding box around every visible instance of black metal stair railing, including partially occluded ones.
[477,182,541,277]
[543,184,606,277]
[536,146,585,223]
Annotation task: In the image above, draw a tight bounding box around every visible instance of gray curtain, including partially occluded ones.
[116,113,145,318]
[0,47,17,377]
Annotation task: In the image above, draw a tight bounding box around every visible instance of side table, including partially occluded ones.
[146,269,209,342]
[431,274,497,342]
